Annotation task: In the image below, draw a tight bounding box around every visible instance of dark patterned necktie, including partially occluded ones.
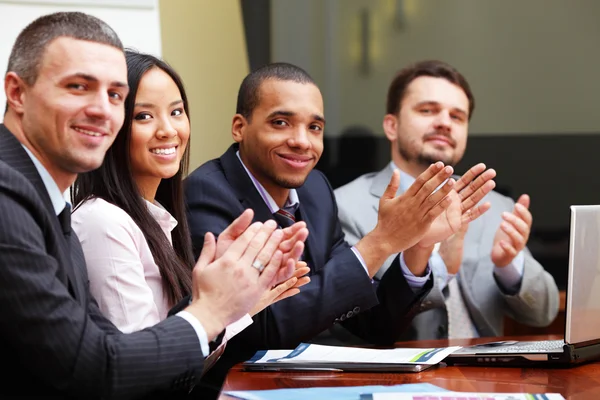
[273,208,296,228]
[58,203,72,237]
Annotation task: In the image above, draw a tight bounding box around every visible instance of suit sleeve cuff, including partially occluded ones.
[400,252,431,291]
[350,246,371,279]
[176,311,210,356]
[493,251,525,294]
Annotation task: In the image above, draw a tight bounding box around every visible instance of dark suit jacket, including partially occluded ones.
[0,124,205,399]
[185,144,432,355]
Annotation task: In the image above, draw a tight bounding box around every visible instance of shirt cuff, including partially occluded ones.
[350,246,371,278]
[493,251,525,294]
[224,314,253,342]
[400,252,431,291]
[176,311,210,356]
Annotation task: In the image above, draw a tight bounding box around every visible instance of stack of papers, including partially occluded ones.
[243,343,462,372]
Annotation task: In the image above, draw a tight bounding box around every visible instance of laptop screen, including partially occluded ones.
[565,205,600,345]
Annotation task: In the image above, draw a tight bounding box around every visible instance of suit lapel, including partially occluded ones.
[0,125,84,302]
[0,125,56,213]
[370,166,395,198]
[294,189,319,270]
[220,144,277,223]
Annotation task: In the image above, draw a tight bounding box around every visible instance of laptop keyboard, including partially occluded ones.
[481,340,564,353]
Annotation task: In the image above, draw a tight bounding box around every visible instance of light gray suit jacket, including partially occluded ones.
[334,166,560,340]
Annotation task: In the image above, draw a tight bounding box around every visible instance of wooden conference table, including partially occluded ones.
[219,335,600,399]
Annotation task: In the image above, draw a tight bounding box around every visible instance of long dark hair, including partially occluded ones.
[72,50,193,306]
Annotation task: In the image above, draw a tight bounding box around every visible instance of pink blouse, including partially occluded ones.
[72,197,252,339]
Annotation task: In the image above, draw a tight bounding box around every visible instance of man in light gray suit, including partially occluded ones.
[335,60,559,340]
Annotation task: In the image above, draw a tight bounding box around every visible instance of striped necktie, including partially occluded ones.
[273,208,296,228]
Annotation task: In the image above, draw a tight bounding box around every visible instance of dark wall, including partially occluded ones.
[240,0,271,71]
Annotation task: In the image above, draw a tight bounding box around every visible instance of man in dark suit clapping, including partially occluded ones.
[184,62,497,387]
[0,12,302,399]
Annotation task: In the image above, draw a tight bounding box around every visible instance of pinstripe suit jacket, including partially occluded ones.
[0,124,204,399]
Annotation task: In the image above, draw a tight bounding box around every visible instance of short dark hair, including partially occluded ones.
[386,60,475,120]
[236,62,316,120]
[72,50,193,306]
[6,11,123,85]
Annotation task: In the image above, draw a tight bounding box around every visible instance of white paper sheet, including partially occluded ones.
[249,343,461,365]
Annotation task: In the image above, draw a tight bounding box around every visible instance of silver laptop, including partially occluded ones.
[446,205,600,367]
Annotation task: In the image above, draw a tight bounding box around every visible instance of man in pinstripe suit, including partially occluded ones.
[0,12,301,399]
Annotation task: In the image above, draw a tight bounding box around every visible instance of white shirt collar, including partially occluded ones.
[236,150,299,213]
[145,199,178,233]
[21,145,67,216]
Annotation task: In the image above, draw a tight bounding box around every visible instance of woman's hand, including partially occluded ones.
[250,262,311,316]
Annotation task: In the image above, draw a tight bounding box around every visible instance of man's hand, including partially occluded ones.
[354,162,457,277]
[250,262,311,316]
[370,163,454,244]
[417,163,496,247]
[438,223,469,275]
[215,210,308,287]
[186,217,287,340]
[492,194,532,267]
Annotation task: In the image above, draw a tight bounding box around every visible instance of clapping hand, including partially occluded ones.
[491,194,532,267]
[250,261,311,316]
[214,209,308,285]
[418,163,496,247]
[188,214,288,339]
[438,223,470,275]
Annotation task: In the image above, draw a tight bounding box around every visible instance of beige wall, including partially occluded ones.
[159,0,249,172]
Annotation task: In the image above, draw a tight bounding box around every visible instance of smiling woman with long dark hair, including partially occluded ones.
[71,51,308,342]
[72,51,196,329]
